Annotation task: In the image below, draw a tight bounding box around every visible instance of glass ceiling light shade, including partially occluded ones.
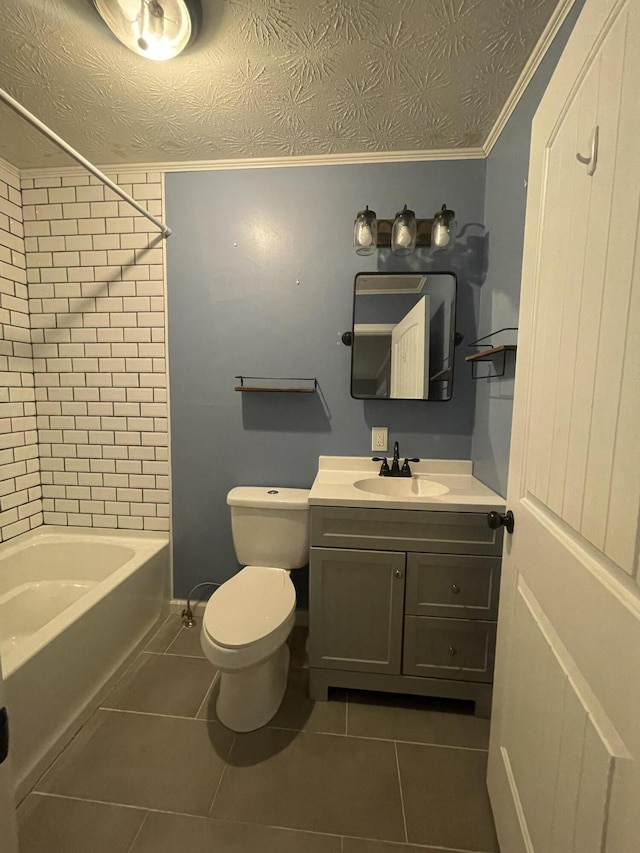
[93,0,202,61]
[391,204,417,255]
[431,204,457,249]
[354,206,378,255]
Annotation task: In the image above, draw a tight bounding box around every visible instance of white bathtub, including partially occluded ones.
[0,526,170,800]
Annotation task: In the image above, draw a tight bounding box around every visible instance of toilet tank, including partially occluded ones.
[227,487,310,569]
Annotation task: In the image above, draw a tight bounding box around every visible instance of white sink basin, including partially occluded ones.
[353,477,450,498]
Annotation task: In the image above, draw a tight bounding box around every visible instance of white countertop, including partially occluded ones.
[308,456,505,512]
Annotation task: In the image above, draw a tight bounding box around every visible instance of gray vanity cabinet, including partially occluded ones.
[308,505,503,717]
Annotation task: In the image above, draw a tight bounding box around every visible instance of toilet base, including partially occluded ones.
[216,642,290,732]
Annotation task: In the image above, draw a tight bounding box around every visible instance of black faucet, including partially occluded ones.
[391,441,401,475]
[372,441,420,477]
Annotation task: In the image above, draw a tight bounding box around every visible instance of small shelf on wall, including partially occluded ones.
[465,328,518,379]
[234,376,318,393]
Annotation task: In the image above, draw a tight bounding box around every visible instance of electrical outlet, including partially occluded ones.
[371,427,388,453]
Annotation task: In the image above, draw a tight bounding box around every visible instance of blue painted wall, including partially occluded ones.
[470,1,586,497]
[167,161,485,597]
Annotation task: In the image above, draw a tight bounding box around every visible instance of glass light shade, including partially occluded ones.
[391,205,416,255]
[354,206,378,255]
[431,204,457,249]
[93,0,201,61]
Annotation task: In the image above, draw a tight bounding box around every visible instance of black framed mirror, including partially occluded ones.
[350,271,457,401]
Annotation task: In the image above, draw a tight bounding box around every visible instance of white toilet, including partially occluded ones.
[200,486,310,732]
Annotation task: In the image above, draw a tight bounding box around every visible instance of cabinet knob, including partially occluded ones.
[448,646,457,657]
[451,583,460,594]
[395,570,403,579]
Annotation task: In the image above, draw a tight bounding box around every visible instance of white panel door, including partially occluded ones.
[390,296,430,398]
[488,1,640,851]
[0,656,18,853]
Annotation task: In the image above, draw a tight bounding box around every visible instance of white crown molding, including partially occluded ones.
[482,0,577,156]
[19,147,486,180]
[0,154,20,180]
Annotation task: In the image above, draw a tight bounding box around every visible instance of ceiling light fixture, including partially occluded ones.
[93,0,202,61]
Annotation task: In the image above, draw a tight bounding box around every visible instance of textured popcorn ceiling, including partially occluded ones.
[0,0,560,169]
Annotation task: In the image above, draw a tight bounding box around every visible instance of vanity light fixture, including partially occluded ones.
[431,203,457,249]
[353,203,456,254]
[93,0,202,61]
[353,206,378,255]
[391,204,417,255]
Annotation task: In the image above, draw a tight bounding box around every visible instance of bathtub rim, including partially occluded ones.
[0,526,169,679]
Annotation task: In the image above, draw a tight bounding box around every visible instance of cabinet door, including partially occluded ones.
[309,547,405,674]
[405,553,501,620]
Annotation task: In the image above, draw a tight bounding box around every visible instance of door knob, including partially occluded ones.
[487,510,514,534]
[395,570,403,579]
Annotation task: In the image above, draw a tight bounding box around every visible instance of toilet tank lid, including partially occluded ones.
[227,487,310,510]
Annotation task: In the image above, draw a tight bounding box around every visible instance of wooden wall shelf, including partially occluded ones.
[465,344,517,362]
[465,345,517,379]
[234,376,317,393]
[466,328,518,379]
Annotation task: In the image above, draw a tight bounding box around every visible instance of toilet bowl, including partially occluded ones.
[200,487,309,732]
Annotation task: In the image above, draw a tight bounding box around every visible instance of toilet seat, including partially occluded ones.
[203,566,295,650]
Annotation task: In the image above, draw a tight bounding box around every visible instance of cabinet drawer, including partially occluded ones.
[310,506,503,555]
[403,616,496,683]
[405,554,501,620]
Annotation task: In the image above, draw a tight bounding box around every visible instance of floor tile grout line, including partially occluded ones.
[394,740,409,844]
[26,790,191,817]
[99,617,178,712]
[261,725,489,752]
[125,809,151,853]
[97,706,209,722]
[164,624,192,655]
[207,734,236,816]
[143,613,180,654]
[28,791,481,852]
[345,691,349,735]
[53,705,487,753]
[195,670,220,720]
[160,651,207,659]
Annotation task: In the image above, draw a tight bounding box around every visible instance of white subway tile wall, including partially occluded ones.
[22,172,170,532]
[0,162,43,542]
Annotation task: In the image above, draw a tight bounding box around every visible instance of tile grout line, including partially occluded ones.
[345,691,349,735]
[29,791,480,852]
[164,625,187,655]
[195,670,220,720]
[125,809,151,853]
[61,705,487,753]
[27,790,187,816]
[97,707,212,723]
[207,734,236,816]
[394,741,409,845]
[153,650,207,659]
[263,725,489,752]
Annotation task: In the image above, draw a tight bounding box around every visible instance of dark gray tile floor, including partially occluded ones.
[18,616,498,853]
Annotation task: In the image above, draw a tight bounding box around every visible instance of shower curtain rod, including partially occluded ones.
[0,86,171,238]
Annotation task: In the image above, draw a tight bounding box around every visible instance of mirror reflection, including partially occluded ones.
[350,272,457,401]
